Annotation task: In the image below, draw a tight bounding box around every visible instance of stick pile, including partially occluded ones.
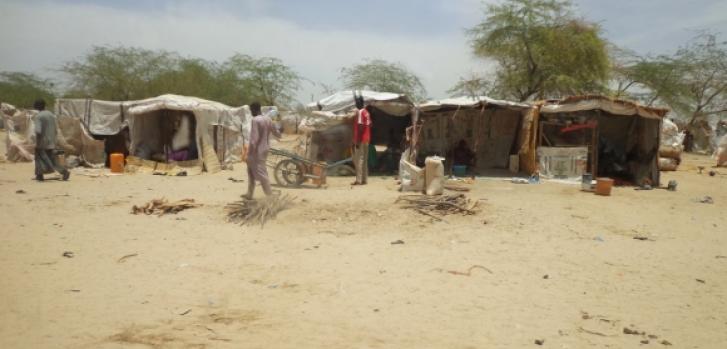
[131,198,202,216]
[396,194,478,219]
[225,194,295,227]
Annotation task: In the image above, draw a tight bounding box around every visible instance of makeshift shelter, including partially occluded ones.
[302,90,414,163]
[415,96,536,175]
[536,95,668,185]
[2,103,90,163]
[56,94,252,174]
[2,103,37,162]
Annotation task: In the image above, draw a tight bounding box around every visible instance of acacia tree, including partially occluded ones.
[468,0,610,101]
[447,73,495,99]
[223,54,302,107]
[340,59,427,101]
[61,47,302,107]
[62,45,177,100]
[149,59,222,100]
[614,33,727,124]
[609,47,684,107]
[668,34,727,125]
[0,72,56,108]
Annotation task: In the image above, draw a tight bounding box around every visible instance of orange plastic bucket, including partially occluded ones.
[595,177,614,196]
[110,153,125,173]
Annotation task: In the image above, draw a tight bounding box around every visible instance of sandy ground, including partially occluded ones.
[1,131,726,348]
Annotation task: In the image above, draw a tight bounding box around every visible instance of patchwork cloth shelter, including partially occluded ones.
[415,96,536,174]
[2,102,95,163]
[536,95,668,185]
[55,94,252,173]
[302,90,415,162]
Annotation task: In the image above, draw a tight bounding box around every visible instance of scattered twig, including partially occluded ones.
[415,208,445,222]
[633,236,652,241]
[578,327,617,337]
[447,265,493,276]
[396,194,479,219]
[210,337,232,342]
[62,251,74,258]
[117,253,139,263]
[179,309,191,316]
[227,177,245,183]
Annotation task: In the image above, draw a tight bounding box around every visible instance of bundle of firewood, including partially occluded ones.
[225,194,295,227]
[396,194,478,220]
[131,198,202,216]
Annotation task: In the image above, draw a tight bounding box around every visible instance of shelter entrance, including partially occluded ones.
[130,109,199,163]
[538,112,660,185]
[368,106,411,174]
[418,106,523,175]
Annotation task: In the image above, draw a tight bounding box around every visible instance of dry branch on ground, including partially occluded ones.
[131,198,201,216]
[225,194,295,227]
[396,194,479,218]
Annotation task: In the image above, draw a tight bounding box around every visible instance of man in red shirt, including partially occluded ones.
[352,94,371,185]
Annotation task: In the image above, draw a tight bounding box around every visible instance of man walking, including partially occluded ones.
[352,93,371,185]
[244,102,280,199]
[33,99,70,181]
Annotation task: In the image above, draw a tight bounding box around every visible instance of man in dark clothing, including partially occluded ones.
[453,139,475,167]
[33,99,70,181]
[683,130,694,153]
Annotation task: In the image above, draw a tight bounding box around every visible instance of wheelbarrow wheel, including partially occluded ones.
[274,159,305,186]
[329,164,355,177]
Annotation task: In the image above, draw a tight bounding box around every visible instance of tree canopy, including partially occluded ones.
[62,46,176,101]
[223,54,302,107]
[340,59,427,101]
[0,72,57,109]
[447,73,494,99]
[61,45,301,107]
[614,33,727,124]
[468,0,610,101]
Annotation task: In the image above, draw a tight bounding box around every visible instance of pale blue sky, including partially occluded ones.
[1,0,726,102]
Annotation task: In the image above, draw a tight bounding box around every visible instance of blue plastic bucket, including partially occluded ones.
[453,165,467,177]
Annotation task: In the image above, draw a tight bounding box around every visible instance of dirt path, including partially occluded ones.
[1,151,725,348]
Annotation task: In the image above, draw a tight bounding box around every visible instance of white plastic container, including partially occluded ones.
[425,156,445,195]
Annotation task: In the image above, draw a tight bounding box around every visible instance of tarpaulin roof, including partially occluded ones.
[418,96,531,112]
[56,94,248,136]
[539,95,669,120]
[306,90,413,116]
[127,94,240,115]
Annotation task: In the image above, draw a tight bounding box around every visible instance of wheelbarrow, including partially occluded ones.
[267,148,352,188]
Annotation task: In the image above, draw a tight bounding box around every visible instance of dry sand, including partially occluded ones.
[1,131,726,348]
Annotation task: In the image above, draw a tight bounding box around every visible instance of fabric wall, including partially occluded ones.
[418,107,525,172]
[305,124,353,162]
